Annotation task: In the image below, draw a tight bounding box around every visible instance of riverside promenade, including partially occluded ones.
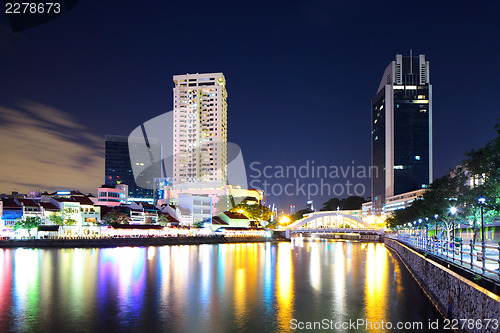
[0,234,289,248]
[385,237,500,333]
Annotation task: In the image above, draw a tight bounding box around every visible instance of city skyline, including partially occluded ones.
[0,2,499,209]
[1,4,499,332]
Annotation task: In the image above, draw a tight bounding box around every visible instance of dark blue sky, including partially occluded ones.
[1,1,499,210]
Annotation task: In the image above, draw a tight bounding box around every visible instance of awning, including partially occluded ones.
[112,224,164,230]
[38,225,60,232]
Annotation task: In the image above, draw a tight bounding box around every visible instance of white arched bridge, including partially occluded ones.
[285,211,384,238]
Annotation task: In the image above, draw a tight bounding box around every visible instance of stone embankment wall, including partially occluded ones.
[385,238,500,333]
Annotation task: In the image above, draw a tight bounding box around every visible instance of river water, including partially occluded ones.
[0,239,441,332]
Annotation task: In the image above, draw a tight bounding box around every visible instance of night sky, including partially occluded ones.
[1,1,499,211]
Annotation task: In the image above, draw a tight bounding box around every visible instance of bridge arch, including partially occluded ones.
[288,211,371,229]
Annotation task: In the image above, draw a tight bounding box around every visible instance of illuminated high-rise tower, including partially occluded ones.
[371,53,433,214]
[172,73,228,189]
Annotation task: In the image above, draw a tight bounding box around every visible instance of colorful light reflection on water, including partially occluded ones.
[0,240,440,332]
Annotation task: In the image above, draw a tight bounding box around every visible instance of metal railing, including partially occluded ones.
[390,233,500,281]
[290,228,384,235]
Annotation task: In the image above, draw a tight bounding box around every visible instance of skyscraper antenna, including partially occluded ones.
[409,48,413,74]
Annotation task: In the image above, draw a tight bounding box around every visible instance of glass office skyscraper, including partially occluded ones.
[105,135,162,200]
[371,53,433,214]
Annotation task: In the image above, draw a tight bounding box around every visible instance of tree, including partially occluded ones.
[49,213,64,226]
[291,208,312,222]
[460,123,500,242]
[49,210,77,226]
[193,221,204,228]
[102,209,130,225]
[463,122,500,215]
[144,216,156,224]
[341,196,368,210]
[385,173,467,244]
[320,198,341,211]
[385,121,500,244]
[320,196,367,211]
[230,201,272,226]
[14,216,43,237]
[158,215,172,226]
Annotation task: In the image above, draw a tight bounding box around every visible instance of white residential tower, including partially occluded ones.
[172,73,228,189]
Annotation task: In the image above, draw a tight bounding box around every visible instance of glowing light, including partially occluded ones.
[333,242,346,318]
[276,243,294,331]
[364,215,385,227]
[233,245,252,330]
[365,243,388,332]
[13,248,40,326]
[0,249,12,322]
[147,246,156,261]
[309,242,320,291]
[279,216,290,225]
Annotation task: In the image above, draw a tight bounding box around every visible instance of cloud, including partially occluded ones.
[0,102,103,194]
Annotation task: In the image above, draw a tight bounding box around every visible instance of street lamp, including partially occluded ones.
[450,207,457,240]
[417,219,422,246]
[434,214,438,238]
[417,218,422,238]
[478,198,486,244]
[425,217,429,247]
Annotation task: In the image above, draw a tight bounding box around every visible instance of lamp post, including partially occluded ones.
[478,197,486,273]
[434,214,438,237]
[450,207,457,240]
[425,218,429,249]
[450,207,457,259]
[478,198,486,244]
[418,219,422,246]
[433,214,439,252]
